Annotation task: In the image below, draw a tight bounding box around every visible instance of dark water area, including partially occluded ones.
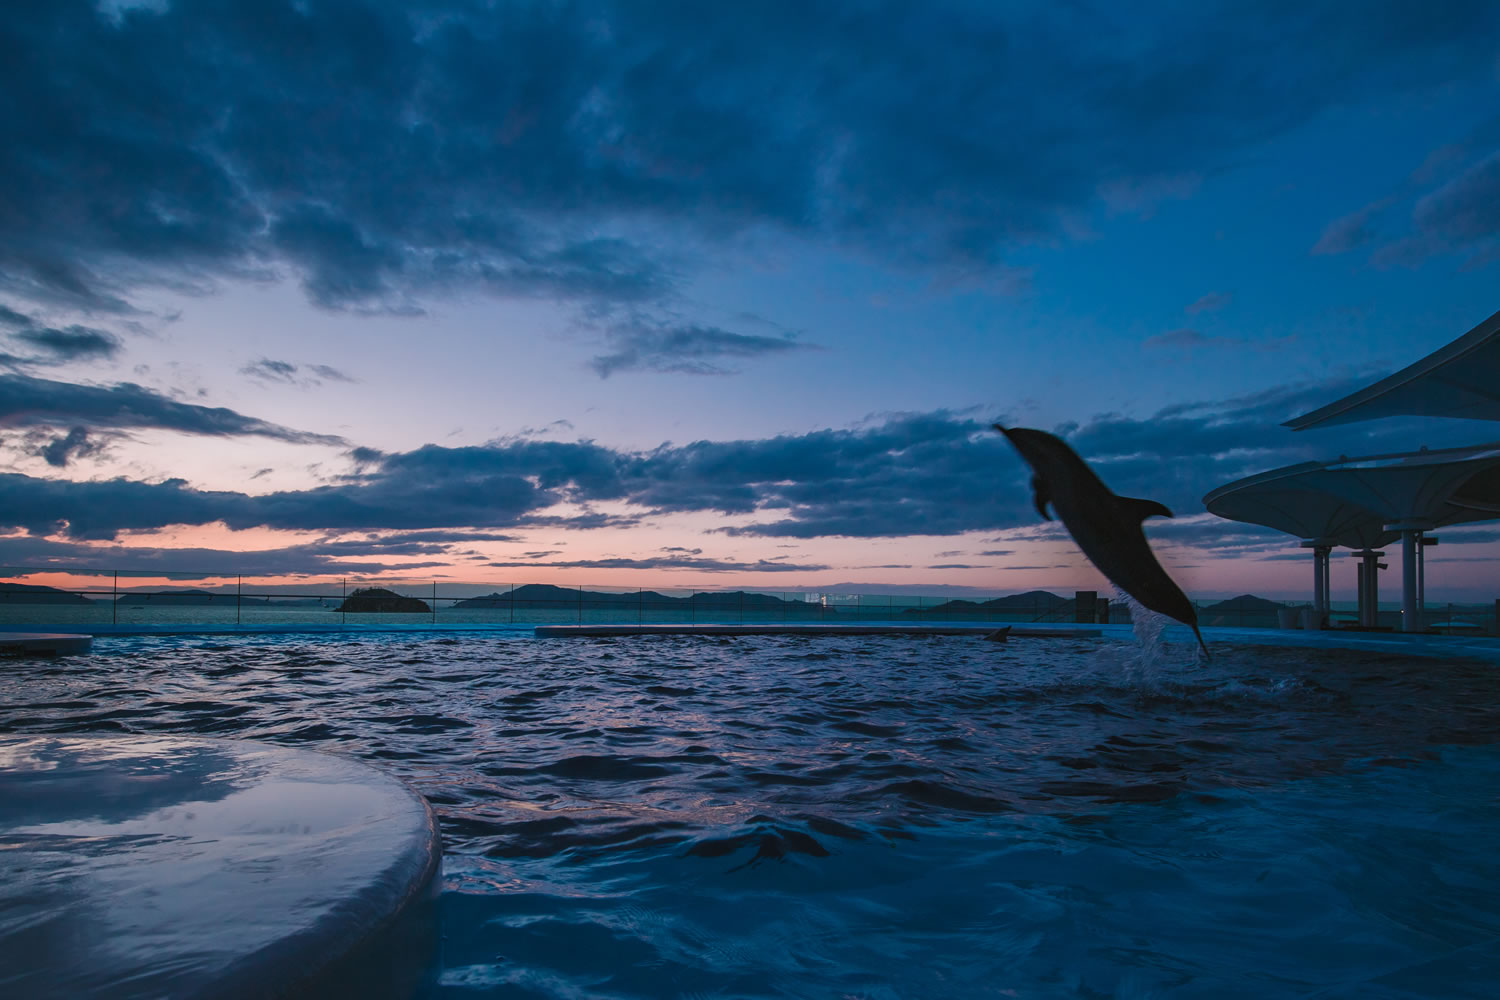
[2,632,1498,998]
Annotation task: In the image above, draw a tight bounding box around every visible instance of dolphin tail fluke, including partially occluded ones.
[1191,622,1210,660]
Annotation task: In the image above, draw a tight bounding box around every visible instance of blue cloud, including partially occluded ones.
[13,324,121,361]
[5,0,1495,317]
[241,357,358,387]
[590,321,815,377]
[0,375,1492,547]
[0,373,346,445]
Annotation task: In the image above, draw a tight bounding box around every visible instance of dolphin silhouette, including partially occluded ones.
[996,424,1208,657]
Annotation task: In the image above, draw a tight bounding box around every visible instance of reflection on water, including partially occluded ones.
[1,633,1497,997]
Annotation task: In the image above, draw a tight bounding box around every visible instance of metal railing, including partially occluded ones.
[0,569,1495,634]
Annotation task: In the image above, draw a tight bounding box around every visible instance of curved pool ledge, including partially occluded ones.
[0,735,442,1000]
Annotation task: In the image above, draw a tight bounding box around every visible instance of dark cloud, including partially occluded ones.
[929,563,982,569]
[1144,328,1217,350]
[590,321,814,377]
[484,556,830,573]
[1312,199,1390,255]
[307,364,355,383]
[0,373,346,445]
[241,358,298,382]
[1383,150,1500,265]
[241,358,358,387]
[1184,292,1233,314]
[4,0,1495,320]
[0,377,1494,546]
[1143,328,1295,354]
[13,324,121,361]
[0,303,125,364]
[0,533,451,577]
[35,426,105,467]
[977,549,1014,556]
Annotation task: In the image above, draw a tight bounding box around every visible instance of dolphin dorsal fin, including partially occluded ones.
[1030,474,1052,521]
[1117,495,1174,521]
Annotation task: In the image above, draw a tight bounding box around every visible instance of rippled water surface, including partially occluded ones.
[3,632,1499,998]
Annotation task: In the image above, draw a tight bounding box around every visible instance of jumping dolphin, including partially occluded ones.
[995,424,1209,657]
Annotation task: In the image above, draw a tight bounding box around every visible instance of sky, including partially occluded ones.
[2,0,1499,601]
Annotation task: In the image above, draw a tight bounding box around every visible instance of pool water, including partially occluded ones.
[1,632,1497,998]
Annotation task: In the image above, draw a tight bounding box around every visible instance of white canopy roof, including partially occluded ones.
[1284,308,1500,429]
[1204,443,1500,542]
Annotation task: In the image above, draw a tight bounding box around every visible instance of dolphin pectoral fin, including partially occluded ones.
[1030,475,1052,520]
[1117,495,1174,521]
[1191,623,1210,659]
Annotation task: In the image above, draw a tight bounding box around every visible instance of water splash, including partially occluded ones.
[1115,591,1199,685]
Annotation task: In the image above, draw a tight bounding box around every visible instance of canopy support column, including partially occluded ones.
[1388,521,1433,633]
[1351,549,1386,627]
[1300,539,1335,627]
[1402,530,1419,632]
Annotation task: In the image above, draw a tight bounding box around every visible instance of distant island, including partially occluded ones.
[1199,594,1289,615]
[0,581,94,604]
[336,587,431,613]
[452,584,823,613]
[116,589,272,606]
[903,590,1078,618]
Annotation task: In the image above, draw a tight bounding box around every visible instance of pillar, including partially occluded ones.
[1300,540,1334,626]
[1351,549,1385,628]
[1401,529,1420,632]
[1419,535,1439,622]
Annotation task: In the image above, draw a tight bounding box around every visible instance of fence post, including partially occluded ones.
[237,575,242,625]
[577,585,582,623]
[510,583,515,625]
[112,571,117,625]
[432,581,437,624]
[341,578,346,626]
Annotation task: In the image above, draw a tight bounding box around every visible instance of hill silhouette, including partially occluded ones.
[0,581,94,604]
[116,588,271,606]
[452,585,822,613]
[904,590,1072,616]
[1200,594,1290,614]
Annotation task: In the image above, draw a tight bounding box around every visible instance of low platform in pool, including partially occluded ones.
[0,632,92,656]
[0,734,441,1000]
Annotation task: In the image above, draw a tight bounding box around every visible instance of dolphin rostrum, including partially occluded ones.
[996,424,1208,656]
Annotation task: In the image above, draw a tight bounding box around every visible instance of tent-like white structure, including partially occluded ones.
[1209,306,1500,632]
[1284,308,1500,428]
[1202,468,1396,626]
[1205,446,1500,630]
